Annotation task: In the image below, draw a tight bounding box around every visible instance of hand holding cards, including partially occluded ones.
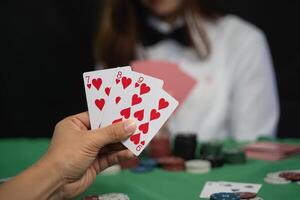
[83,66,178,156]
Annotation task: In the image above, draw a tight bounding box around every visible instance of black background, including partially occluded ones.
[0,0,299,138]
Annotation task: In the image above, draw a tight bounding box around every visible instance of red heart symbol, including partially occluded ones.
[132,94,142,106]
[105,87,110,96]
[141,141,145,146]
[120,107,131,119]
[115,96,121,104]
[92,78,102,90]
[150,109,160,121]
[116,79,120,84]
[159,98,169,110]
[122,77,132,89]
[134,109,144,121]
[139,122,149,134]
[140,83,150,95]
[135,83,140,88]
[112,118,123,124]
[130,133,141,145]
[87,83,91,89]
[95,98,105,111]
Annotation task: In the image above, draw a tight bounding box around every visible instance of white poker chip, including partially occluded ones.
[100,165,121,176]
[98,193,130,200]
[264,176,291,184]
[266,172,288,181]
[185,160,211,174]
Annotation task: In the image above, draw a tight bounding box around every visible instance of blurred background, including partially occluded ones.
[0,0,299,138]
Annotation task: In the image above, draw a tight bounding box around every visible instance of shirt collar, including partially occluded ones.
[147,15,185,34]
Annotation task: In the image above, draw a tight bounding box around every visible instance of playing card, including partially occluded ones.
[83,66,131,129]
[243,142,300,161]
[100,68,178,155]
[131,60,197,108]
[123,89,178,156]
[199,181,261,198]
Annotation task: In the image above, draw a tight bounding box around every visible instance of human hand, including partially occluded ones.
[44,112,136,199]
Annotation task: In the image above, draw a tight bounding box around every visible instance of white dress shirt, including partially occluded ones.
[141,14,279,142]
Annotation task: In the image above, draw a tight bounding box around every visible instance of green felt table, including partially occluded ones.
[1,138,300,200]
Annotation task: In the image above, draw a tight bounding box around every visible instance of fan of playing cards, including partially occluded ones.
[83,66,178,156]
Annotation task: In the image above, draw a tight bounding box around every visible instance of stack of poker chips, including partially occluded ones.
[149,128,172,158]
[264,169,300,184]
[199,141,225,168]
[173,133,197,160]
[157,156,185,171]
[185,159,211,174]
[210,192,240,200]
[119,156,139,169]
[130,159,158,173]
[223,149,247,164]
[210,192,261,200]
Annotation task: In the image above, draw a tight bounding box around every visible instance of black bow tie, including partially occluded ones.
[140,24,191,47]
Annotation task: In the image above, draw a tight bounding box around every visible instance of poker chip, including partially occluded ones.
[264,176,291,184]
[158,156,185,171]
[264,170,300,184]
[140,159,158,168]
[279,172,300,181]
[236,192,256,199]
[200,141,223,157]
[201,154,224,168]
[200,141,224,168]
[210,192,240,200]
[223,149,247,164]
[149,132,172,158]
[130,166,154,173]
[173,133,197,160]
[185,159,211,174]
[119,156,139,169]
[100,164,121,176]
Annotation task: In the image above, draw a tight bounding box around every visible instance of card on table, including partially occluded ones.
[83,66,131,129]
[243,142,300,161]
[131,60,197,108]
[199,181,261,198]
[100,67,178,156]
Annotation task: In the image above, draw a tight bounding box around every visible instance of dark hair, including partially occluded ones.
[95,0,220,67]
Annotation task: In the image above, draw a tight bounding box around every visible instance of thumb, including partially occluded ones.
[89,120,136,147]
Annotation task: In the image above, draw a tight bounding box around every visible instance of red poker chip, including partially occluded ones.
[158,156,185,171]
[279,172,300,181]
[119,156,139,169]
[236,192,257,199]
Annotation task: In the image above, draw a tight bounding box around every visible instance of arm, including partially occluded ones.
[0,112,136,200]
[229,31,279,141]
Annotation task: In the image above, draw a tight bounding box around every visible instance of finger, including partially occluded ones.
[98,150,135,172]
[72,112,90,128]
[89,120,136,147]
[98,143,126,155]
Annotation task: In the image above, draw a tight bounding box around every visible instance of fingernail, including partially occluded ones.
[124,120,136,133]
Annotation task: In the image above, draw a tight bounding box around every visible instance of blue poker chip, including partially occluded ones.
[140,159,158,168]
[210,192,240,200]
[130,166,154,173]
